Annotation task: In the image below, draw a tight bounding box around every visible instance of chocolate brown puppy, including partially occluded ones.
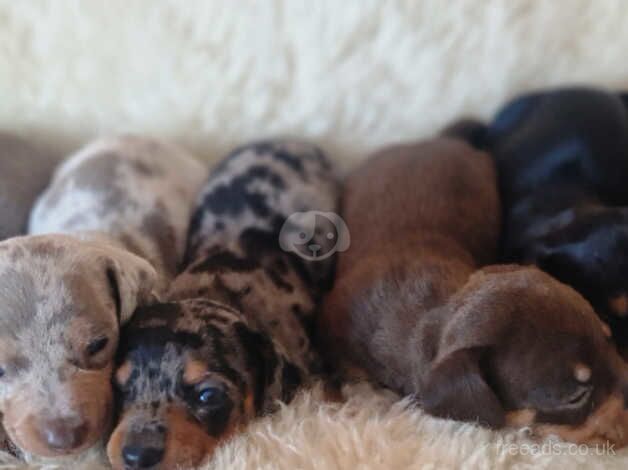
[320,134,628,446]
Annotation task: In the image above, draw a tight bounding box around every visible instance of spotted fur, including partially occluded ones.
[109,140,341,470]
[0,136,207,459]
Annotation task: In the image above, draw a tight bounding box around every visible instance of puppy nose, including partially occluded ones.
[309,243,321,252]
[123,445,165,468]
[41,418,88,451]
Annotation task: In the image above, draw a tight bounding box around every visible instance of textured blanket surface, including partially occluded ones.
[2,1,628,468]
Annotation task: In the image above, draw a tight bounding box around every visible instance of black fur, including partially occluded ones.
[481,87,628,344]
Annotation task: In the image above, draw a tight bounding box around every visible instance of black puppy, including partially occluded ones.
[481,87,628,344]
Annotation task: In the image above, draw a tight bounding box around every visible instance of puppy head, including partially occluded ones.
[0,234,157,457]
[529,207,628,329]
[420,265,628,446]
[108,298,293,470]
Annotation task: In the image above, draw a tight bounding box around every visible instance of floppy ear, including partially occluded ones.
[420,348,504,428]
[101,247,159,324]
[419,270,514,427]
[233,322,281,413]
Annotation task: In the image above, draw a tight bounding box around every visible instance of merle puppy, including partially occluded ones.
[107,141,341,470]
[482,87,628,345]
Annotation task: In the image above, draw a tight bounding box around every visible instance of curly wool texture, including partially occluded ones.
[2,384,627,469]
[2,0,628,468]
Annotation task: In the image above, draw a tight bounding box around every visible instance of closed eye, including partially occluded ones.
[561,386,592,409]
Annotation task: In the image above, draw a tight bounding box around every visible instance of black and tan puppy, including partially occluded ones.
[107,141,341,469]
[320,132,628,446]
[482,87,628,345]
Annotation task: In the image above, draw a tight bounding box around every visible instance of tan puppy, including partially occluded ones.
[320,134,628,446]
[0,136,207,458]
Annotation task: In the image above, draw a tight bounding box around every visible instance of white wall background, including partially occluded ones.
[1,0,627,169]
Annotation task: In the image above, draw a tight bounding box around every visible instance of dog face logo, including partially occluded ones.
[279,211,350,261]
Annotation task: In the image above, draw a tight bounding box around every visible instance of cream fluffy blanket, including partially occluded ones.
[1,1,628,468]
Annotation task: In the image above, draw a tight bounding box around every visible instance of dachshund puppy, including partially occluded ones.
[107,141,340,470]
[482,87,628,344]
[0,136,206,458]
[320,134,628,446]
[0,132,59,240]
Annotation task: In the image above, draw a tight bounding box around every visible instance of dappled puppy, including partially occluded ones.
[108,140,340,470]
[0,132,60,240]
[482,87,628,344]
[0,136,206,458]
[320,134,628,446]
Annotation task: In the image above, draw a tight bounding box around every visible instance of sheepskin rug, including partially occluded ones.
[2,0,628,468]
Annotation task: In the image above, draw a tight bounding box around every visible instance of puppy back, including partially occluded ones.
[341,137,500,269]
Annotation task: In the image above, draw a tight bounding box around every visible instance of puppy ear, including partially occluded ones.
[233,322,280,413]
[420,348,504,428]
[101,247,158,324]
[418,271,515,427]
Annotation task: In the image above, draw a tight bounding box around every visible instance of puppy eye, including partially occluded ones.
[326,232,335,239]
[0,367,4,378]
[562,386,592,409]
[196,386,227,409]
[299,232,307,240]
[86,337,109,356]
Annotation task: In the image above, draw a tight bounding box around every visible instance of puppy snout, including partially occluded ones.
[40,418,88,451]
[122,445,165,469]
[119,428,166,469]
[309,243,321,253]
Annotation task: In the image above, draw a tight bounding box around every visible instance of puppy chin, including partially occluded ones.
[2,369,113,457]
[3,415,105,459]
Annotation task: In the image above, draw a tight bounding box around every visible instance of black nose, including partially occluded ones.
[122,445,164,468]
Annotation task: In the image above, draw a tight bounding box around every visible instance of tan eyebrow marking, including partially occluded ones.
[183,359,208,385]
[609,294,628,317]
[574,363,592,383]
[505,409,536,427]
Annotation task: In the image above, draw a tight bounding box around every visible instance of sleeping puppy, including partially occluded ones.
[107,141,340,470]
[320,133,628,446]
[482,87,628,345]
[0,136,206,458]
[0,132,60,240]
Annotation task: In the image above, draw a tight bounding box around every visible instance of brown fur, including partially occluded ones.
[320,136,628,445]
[0,136,206,458]
[3,365,113,457]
